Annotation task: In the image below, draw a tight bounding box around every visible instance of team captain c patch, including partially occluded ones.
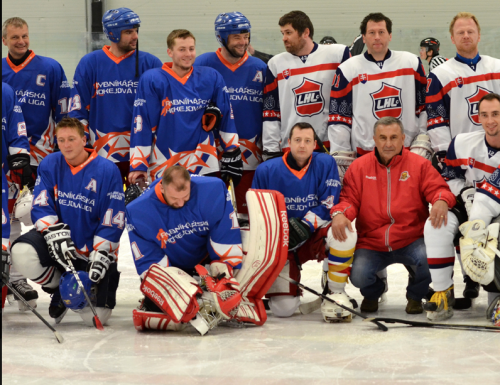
[292,78,324,117]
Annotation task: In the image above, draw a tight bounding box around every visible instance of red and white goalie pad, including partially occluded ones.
[132,308,187,332]
[140,264,202,323]
[234,189,289,325]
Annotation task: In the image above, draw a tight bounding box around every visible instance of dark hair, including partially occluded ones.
[55,117,85,137]
[360,13,392,35]
[161,165,191,190]
[289,122,316,139]
[279,11,314,40]
[479,92,500,110]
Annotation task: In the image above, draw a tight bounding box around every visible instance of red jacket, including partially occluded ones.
[331,149,456,252]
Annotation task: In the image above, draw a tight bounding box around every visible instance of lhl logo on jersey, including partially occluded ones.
[370,83,403,119]
[455,77,464,88]
[359,74,368,84]
[292,78,324,117]
[466,86,491,125]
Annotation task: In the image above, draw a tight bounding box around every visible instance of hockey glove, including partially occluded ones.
[457,186,475,218]
[288,217,311,250]
[125,183,143,206]
[262,150,284,162]
[88,250,114,283]
[410,134,434,161]
[431,150,447,173]
[43,223,77,268]
[7,153,34,188]
[220,147,243,186]
[2,249,10,287]
[201,104,222,133]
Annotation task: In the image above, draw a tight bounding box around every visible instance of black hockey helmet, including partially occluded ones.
[320,36,337,45]
[420,37,440,56]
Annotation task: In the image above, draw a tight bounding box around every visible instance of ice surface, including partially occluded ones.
[2,230,499,385]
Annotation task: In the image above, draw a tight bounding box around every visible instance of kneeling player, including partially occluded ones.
[10,118,125,326]
[126,166,287,335]
[252,122,350,320]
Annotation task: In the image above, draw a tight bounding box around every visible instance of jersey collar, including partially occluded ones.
[102,46,136,64]
[215,48,249,72]
[162,62,193,85]
[455,52,481,70]
[364,49,392,69]
[282,150,313,180]
[66,148,98,175]
[6,51,36,73]
[485,137,499,158]
[155,182,168,204]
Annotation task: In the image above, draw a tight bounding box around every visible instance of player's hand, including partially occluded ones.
[429,200,449,229]
[88,250,114,283]
[42,223,77,267]
[128,171,148,185]
[330,214,354,242]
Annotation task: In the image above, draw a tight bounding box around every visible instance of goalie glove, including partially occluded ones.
[201,104,222,133]
[125,183,144,206]
[459,220,499,285]
[7,153,34,188]
[88,250,114,283]
[2,249,10,287]
[331,151,356,185]
[195,262,242,320]
[42,223,77,268]
[410,134,434,161]
[431,150,447,173]
[220,147,243,186]
[288,217,311,251]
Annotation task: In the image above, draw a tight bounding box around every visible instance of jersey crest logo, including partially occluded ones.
[466,86,491,125]
[161,97,173,116]
[358,74,368,84]
[36,75,46,87]
[85,178,97,193]
[292,78,324,117]
[253,70,263,83]
[282,69,291,80]
[468,157,476,169]
[370,83,403,120]
[156,228,170,249]
[455,77,464,88]
[399,171,410,181]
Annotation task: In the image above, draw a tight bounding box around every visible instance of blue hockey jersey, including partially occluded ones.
[2,52,70,166]
[31,150,125,259]
[129,63,239,179]
[195,50,266,170]
[126,176,242,277]
[69,46,162,163]
[2,170,10,251]
[252,152,341,232]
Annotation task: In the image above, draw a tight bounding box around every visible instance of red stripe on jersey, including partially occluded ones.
[276,63,339,82]
[263,78,279,94]
[445,158,497,173]
[426,73,500,104]
[477,180,500,197]
[428,256,455,265]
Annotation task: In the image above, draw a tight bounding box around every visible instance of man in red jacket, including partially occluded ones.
[330,116,455,314]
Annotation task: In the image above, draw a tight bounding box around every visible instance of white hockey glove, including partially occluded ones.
[459,220,500,285]
[457,186,475,218]
[410,134,434,161]
[88,250,115,283]
[331,151,356,185]
[2,249,10,287]
[42,223,77,267]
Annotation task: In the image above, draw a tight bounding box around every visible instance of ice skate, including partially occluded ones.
[424,285,455,321]
[11,279,38,311]
[321,291,357,322]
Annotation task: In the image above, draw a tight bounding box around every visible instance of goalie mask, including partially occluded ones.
[13,186,34,226]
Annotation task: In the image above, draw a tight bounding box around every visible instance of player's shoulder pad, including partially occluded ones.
[194,52,217,66]
[246,55,268,71]
[313,152,336,166]
[35,54,66,72]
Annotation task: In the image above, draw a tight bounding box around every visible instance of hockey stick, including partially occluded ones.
[228,178,238,218]
[363,317,500,332]
[279,275,388,331]
[299,297,322,314]
[6,282,64,343]
[63,252,104,330]
[314,134,329,154]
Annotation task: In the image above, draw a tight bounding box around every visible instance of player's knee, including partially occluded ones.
[11,242,60,289]
[424,212,459,245]
[327,227,357,252]
[269,295,300,317]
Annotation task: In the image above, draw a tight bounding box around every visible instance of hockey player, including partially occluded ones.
[331,117,455,314]
[419,37,447,73]
[328,13,428,161]
[194,12,267,214]
[252,122,344,319]
[262,10,351,159]
[426,12,500,155]
[2,170,11,312]
[69,7,162,184]
[129,29,242,185]
[424,93,500,321]
[10,117,125,326]
[126,166,288,334]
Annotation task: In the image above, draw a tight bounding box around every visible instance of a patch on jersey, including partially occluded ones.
[264,95,275,110]
[161,97,173,116]
[36,75,46,87]
[85,178,97,193]
[399,171,410,181]
[253,70,263,83]
[321,196,335,209]
[18,122,27,137]
[474,176,487,189]
[156,229,170,249]
[466,86,491,125]
[370,83,403,120]
[468,157,476,169]
[292,78,324,117]
[282,69,291,80]
[455,76,464,88]
[358,74,368,84]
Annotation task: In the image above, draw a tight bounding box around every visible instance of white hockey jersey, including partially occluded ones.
[426,54,500,152]
[262,43,351,152]
[329,50,428,155]
[469,165,500,225]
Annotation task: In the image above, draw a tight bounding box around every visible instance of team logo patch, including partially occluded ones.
[359,74,368,84]
[399,171,410,181]
[466,86,491,125]
[468,157,476,169]
[156,229,169,249]
[455,77,464,88]
[292,78,324,117]
[370,83,403,120]
[282,69,291,80]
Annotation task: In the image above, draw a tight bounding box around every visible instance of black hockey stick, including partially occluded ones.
[363,317,500,332]
[6,282,64,343]
[63,252,104,330]
[279,275,388,331]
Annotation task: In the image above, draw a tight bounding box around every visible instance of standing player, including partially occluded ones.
[195,12,266,214]
[10,117,125,325]
[423,93,500,321]
[69,7,162,184]
[262,10,350,159]
[129,29,241,184]
[419,37,447,73]
[329,12,428,159]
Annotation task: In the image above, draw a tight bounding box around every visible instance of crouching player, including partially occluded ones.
[252,122,352,321]
[10,118,125,326]
[126,166,288,335]
[2,171,11,312]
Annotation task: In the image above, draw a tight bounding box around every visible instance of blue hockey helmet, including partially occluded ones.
[59,271,92,311]
[214,12,251,48]
[102,7,141,43]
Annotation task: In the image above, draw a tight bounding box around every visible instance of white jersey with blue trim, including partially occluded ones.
[470,165,500,225]
[125,176,242,277]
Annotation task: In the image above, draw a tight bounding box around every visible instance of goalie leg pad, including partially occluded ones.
[140,264,202,323]
[327,227,356,292]
[133,308,187,331]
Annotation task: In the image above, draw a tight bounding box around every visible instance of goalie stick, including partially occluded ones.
[363,317,500,332]
[6,282,64,343]
[279,275,388,331]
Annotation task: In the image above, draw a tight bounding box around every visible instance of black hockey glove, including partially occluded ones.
[7,153,34,188]
[431,150,447,173]
[262,150,284,162]
[288,217,311,250]
[125,183,143,206]
[202,104,222,133]
[43,223,77,268]
[2,249,10,287]
[88,250,114,283]
[220,147,243,186]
